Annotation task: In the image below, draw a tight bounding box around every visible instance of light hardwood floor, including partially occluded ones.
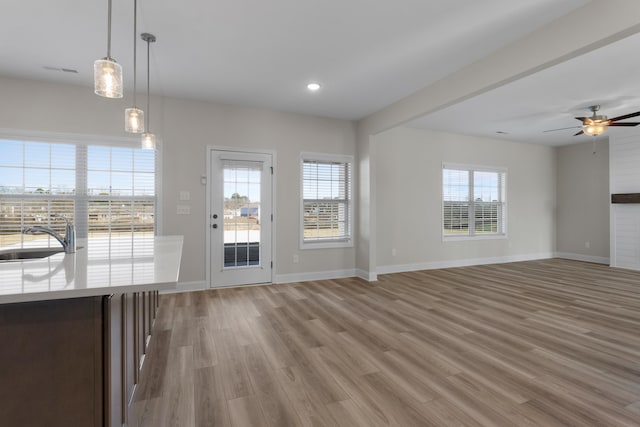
[129,259,640,426]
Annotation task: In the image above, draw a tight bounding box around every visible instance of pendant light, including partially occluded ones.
[125,0,143,133]
[141,33,157,149]
[94,0,123,98]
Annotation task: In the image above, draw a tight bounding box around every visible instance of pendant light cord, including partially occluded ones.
[107,0,112,58]
[133,0,137,106]
[146,37,151,132]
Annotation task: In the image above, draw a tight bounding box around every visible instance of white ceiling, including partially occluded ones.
[1,0,590,121]
[406,29,640,146]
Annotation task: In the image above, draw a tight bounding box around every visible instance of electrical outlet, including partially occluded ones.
[585,241,590,249]
[293,254,299,264]
[391,248,397,256]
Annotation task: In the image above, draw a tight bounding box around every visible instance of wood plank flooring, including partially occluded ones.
[129,259,640,426]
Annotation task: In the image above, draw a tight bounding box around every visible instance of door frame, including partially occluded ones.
[205,145,277,288]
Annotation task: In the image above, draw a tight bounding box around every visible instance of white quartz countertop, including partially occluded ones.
[0,235,183,304]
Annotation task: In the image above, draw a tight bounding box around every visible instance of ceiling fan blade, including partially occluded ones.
[608,111,640,122]
[574,130,584,136]
[574,117,586,122]
[608,122,640,127]
[543,126,581,133]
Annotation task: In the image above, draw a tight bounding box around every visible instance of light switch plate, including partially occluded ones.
[177,205,191,215]
[179,190,191,201]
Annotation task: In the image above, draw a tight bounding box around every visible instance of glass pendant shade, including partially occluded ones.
[141,132,156,150]
[94,58,123,98]
[583,122,608,136]
[125,107,144,133]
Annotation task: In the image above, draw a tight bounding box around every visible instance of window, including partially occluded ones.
[0,136,157,249]
[301,153,353,248]
[442,163,506,238]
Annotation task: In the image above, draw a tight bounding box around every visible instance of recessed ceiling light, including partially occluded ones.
[307,83,321,91]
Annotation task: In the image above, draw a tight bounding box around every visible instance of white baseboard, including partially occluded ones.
[274,269,357,284]
[377,252,555,275]
[356,268,377,282]
[554,252,610,265]
[163,252,602,292]
[163,271,370,293]
[160,280,207,294]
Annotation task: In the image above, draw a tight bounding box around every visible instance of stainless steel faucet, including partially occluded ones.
[23,214,76,254]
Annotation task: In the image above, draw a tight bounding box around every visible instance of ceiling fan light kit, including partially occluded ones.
[546,105,640,137]
[582,108,609,136]
[582,123,607,136]
[579,105,608,136]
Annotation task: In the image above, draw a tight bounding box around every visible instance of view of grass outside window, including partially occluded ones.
[0,138,156,249]
[301,154,352,247]
[442,164,506,237]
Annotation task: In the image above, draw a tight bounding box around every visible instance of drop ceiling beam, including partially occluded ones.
[358,0,640,136]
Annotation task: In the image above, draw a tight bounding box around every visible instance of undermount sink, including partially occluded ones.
[0,248,65,262]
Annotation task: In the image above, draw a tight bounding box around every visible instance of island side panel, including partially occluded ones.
[0,296,104,427]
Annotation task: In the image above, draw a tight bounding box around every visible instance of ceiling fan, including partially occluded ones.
[544,105,640,136]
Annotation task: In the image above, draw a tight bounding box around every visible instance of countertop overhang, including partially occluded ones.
[0,235,183,304]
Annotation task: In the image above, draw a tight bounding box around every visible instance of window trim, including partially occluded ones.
[442,162,507,241]
[300,152,353,250]
[0,129,163,246]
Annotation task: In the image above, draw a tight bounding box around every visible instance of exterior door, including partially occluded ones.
[209,150,272,287]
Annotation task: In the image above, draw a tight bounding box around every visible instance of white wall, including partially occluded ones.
[374,127,556,273]
[355,2,640,278]
[2,74,627,283]
[556,139,609,263]
[159,97,357,284]
[0,76,357,284]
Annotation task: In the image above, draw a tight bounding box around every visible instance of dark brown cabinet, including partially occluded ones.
[0,291,159,427]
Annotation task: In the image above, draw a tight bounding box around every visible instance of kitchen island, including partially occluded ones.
[0,235,183,427]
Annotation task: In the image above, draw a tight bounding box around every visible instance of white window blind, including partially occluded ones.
[87,145,155,238]
[301,153,353,248]
[442,163,506,238]
[0,137,156,249]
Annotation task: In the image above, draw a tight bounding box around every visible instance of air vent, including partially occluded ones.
[43,66,79,74]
